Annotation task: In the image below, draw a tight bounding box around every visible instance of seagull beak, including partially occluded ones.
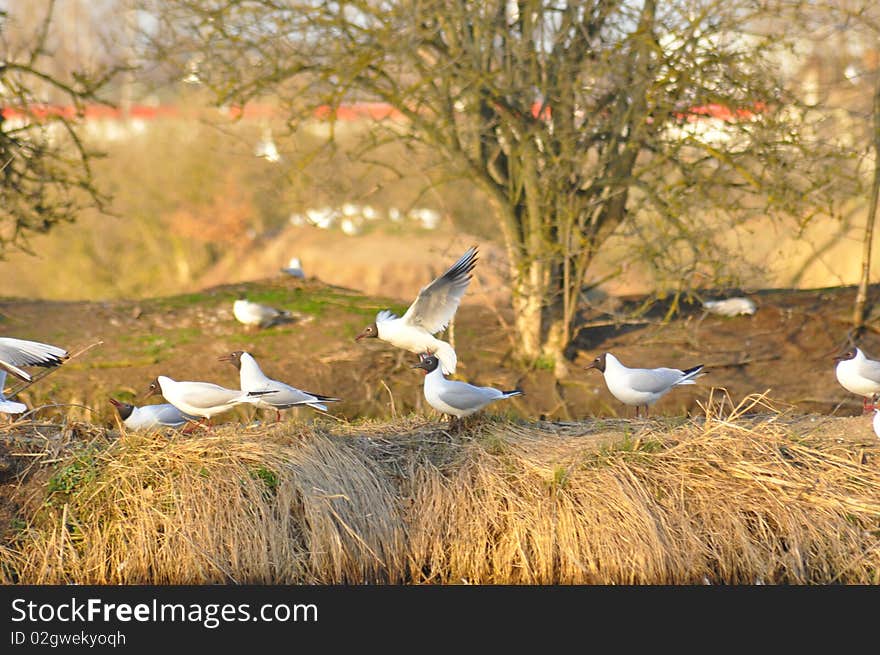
[585,362,598,370]
[355,329,368,342]
[108,397,121,407]
[218,354,233,362]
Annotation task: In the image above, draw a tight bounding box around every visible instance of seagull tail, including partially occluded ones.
[500,389,524,399]
[434,341,458,375]
[676,364,705,386]
[306,402,329,412]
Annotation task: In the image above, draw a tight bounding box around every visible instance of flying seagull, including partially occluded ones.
[219,350,340,421]
[356,246,478,374]
[0,336,69,382]
[586,352,704,417]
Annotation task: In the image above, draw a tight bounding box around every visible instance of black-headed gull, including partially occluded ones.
[144,375,278,426]
[355,246,478,374]
[834,347,880,412]
[218,350,340,421]
[0,336,69,382]
[586,352,704,417]
[109,397,193,431]
[411,352,522,427]
[0,371,27,415]
[233,298,292,329]
[702,297,756,317]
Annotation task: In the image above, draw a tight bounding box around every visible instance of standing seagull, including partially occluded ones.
[411,352,522,428]
[0,337,69,382]
[219,350,340,421]
[109,397,193,431]
[281,257,305,278]
[355,246,478,374]
[233,298,292,329]
[702,297,757,317]
[586,352,704,417]
[834,347,880,413]
[0,371,27,415]
[144,376,278,427]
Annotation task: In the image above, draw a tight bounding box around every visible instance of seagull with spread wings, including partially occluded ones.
[355,246,478,374]
[0,337,69,382]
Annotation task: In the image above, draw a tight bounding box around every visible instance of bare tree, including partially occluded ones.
[0,1,119,256]
[143,0,855,370]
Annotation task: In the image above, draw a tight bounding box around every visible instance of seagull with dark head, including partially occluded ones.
[411,351,522,429]
[834,346,880,413]
[109,397,193,431]
[356,246,478,375]
[586,352,704,417]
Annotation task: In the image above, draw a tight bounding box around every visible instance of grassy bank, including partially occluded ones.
[2,396,878,585]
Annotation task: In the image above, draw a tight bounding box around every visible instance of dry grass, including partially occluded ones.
[2,395,879,584]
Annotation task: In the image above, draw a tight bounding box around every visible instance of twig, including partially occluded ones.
[8,340,104,399]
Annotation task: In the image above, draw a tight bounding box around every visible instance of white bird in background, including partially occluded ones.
[355,246,478,375]
[873,408,880,440]
[0,371,27,415]
[0,336,69,382]
[586,352,705,417]
[144,376,278,426]
[233,298,293,329]
[109,397,193,431]
[702,297,757,317]
[219,350,340,421]
[834,347,880,413]
[281,257,305,278]
[411,352,522,427]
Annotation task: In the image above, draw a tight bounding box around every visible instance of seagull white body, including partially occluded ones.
[702,297,756,317]
[0,371,27,415]
[0,336,69,382]
[220,351,340,417]
[233,299,291,329]
[835,347,880,408]
[281,257,305,278]
[414,353,521,419]
[873,409,880,440]
[147,375,276,420]
[110,397,192,430]
[356,246,478,375]
[588,352,704,414]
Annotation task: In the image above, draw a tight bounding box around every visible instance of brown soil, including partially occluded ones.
[2,278,879,556]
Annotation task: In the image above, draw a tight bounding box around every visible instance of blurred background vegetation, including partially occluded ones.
[0,1,879,366]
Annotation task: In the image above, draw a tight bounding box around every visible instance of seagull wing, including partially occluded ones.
[858,357,880,384]
[625,368,689,394]
[400,246,478,333]
[0,337,69,381]
[437,381,498,411]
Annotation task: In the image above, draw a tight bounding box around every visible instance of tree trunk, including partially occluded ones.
[853,76,880,331]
